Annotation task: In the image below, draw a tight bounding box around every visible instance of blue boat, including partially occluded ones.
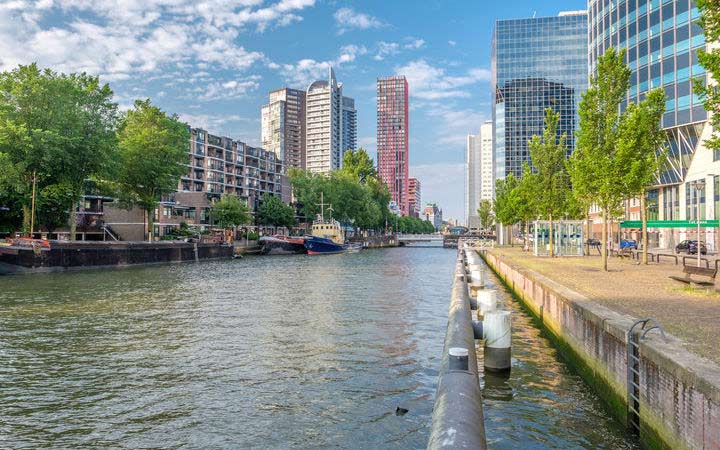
[304,236,345,255]
[304,192,359,255]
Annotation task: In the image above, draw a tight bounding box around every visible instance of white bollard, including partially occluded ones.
[469,268,485,296]
[477,290,497,317]
[483,310,512,372]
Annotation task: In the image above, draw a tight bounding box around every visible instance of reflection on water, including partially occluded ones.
[0,248,636,449]
[479,263,639,450]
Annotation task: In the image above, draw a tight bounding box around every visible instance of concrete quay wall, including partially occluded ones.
[0,242,232,274]
[481,249,720,450]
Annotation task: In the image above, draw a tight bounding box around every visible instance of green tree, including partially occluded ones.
[0,64,119,237]
[257,193,296,228]
[342,148,377,182]
[513,163,539,250]
[477,199,495,231]
[493,173,519,246]
[696,0,720,151]
[529,108,573,257]
[210,194,251,229]
[569,48,633,271]
[115,99,189,241]
[618,89,666,264]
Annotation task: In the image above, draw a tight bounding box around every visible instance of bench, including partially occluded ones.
[669,265,717,288]
[611,247,632,258]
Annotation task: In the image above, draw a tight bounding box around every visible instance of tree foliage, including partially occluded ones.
[342,148,376,182]
[569,47,665,270]
[289,150,392,232]
[210,194,251,229]
[257,193,296,227]
[115,99,189,240]
[696,0,720,150]
[477,199,494,230]
[528,108,573,256]
[396,215,436,234]
[0,63,119,235]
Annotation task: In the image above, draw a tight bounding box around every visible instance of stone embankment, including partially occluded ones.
[481,248,720,450]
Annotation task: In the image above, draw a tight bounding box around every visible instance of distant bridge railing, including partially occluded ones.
[397,233,443,242]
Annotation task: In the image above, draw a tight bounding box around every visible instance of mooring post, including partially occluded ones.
[477,289,498,319]
[483,310,512,373]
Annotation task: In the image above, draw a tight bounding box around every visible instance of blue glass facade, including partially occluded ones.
[589,0,706,184]
[491,12,588,180]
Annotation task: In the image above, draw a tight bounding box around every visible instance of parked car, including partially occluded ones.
[675,240,707,255]
[620,239,637,250]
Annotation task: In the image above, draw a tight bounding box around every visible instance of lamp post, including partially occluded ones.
[691,179,706,267]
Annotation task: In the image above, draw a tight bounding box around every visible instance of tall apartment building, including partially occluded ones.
[261,88,306,170]
[589,0,712,250]
[480,120,494,201]
[465,133,481,229]
[377,75,410,215]
[491,11,588,180]
[408,178,421,218]
[342,96,357,153]
[306,67,344,173]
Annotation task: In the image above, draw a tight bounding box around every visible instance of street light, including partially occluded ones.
[691,179,706,268]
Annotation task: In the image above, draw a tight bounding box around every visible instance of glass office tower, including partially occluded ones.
[589,0,716,249]
[491,11,588,180]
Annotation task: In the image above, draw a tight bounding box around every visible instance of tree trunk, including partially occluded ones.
[585,214,591,256]
[641,190,648,265]
[146,207,154,242]
[22,204,31,234]
[601,208,608,271]
[69,200,78,241]
[524,221,530,252]
[509,224,514,247]
[549,214,554,257]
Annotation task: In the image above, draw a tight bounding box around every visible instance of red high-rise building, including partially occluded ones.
[377,76,409,216]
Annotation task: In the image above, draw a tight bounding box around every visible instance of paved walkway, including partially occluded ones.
[489,246,720,365]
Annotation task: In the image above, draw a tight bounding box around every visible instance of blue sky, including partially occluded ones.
[0,0,585,220]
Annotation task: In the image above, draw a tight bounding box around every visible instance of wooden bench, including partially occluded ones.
[669,265,717,288]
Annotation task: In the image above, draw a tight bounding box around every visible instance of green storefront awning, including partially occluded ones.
[619,220,720,228]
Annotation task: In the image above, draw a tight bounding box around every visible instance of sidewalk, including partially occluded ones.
[489,246,720,365]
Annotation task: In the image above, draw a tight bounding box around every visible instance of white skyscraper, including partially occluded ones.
[465,134,481,229]
[306,67,343,173]
[480,120,494,201]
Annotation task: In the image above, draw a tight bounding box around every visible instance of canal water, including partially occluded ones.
[0,246,636,449]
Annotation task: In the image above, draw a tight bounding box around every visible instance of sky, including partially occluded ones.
[0,0,586,221]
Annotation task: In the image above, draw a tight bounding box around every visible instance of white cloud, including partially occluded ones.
[424,104,488,146]
[0,0,316,81]
[394,59,491,100]
[374,38,424,61]
[193,78,261,101]
[334,7,385,34]
[178,112,254,130]
[404,38,425,49]
[448,40,457,47]
[277,45,367,87]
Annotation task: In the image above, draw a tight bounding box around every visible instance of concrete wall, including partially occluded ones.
[103,202,146,241]
[481,250,720,450]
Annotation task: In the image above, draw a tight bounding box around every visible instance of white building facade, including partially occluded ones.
[465,134,481,229]
[306,67,344,173]
[480,120,494,202]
